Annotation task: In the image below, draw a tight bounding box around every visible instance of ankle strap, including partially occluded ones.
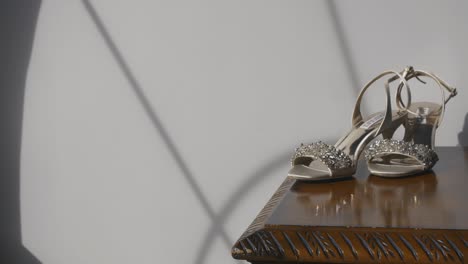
[396,67,457,126]
[352,70,411,136]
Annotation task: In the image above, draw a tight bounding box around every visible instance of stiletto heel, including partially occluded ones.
[365,67,457,177]
[289,69,411,181]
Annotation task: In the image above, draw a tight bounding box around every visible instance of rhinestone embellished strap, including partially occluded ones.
[365,139,439,169]
[291,141,352,170]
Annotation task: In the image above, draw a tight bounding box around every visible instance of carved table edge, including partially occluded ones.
[232,227,468,263]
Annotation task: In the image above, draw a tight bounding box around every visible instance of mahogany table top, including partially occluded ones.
[232,147,468,264]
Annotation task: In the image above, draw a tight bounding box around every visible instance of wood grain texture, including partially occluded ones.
[232,147,468,263]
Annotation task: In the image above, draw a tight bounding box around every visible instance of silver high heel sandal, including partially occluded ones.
[365,67,457,177]
[289,69,412,181]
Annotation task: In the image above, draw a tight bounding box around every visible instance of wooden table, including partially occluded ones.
[231,147,468,263]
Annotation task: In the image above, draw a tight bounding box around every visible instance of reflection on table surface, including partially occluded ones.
[293,173,451,227]
[269,173,468,230]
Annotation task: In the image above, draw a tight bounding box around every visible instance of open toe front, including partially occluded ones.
[288,142,355,181]
[365,139,439,177]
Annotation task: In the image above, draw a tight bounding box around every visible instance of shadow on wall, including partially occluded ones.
[82,2,341,264]
[82,1,358,264]
[458,113,468,147]
[80,0,241,249]
[0,0,42,263]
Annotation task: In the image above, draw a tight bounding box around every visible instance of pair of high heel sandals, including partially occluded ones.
[289,66,457,181]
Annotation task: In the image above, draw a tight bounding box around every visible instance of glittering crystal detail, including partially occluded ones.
[365,139,439,168]
[291,141,352,170]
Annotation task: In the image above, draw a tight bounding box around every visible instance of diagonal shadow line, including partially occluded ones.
[81,0,233,247]
[325,0,361,96]
[82,2,348,263]
[194,137,337,264]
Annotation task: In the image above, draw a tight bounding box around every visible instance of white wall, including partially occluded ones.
[21,1,468,263]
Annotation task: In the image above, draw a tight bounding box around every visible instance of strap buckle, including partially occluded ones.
[445,87,457,104]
